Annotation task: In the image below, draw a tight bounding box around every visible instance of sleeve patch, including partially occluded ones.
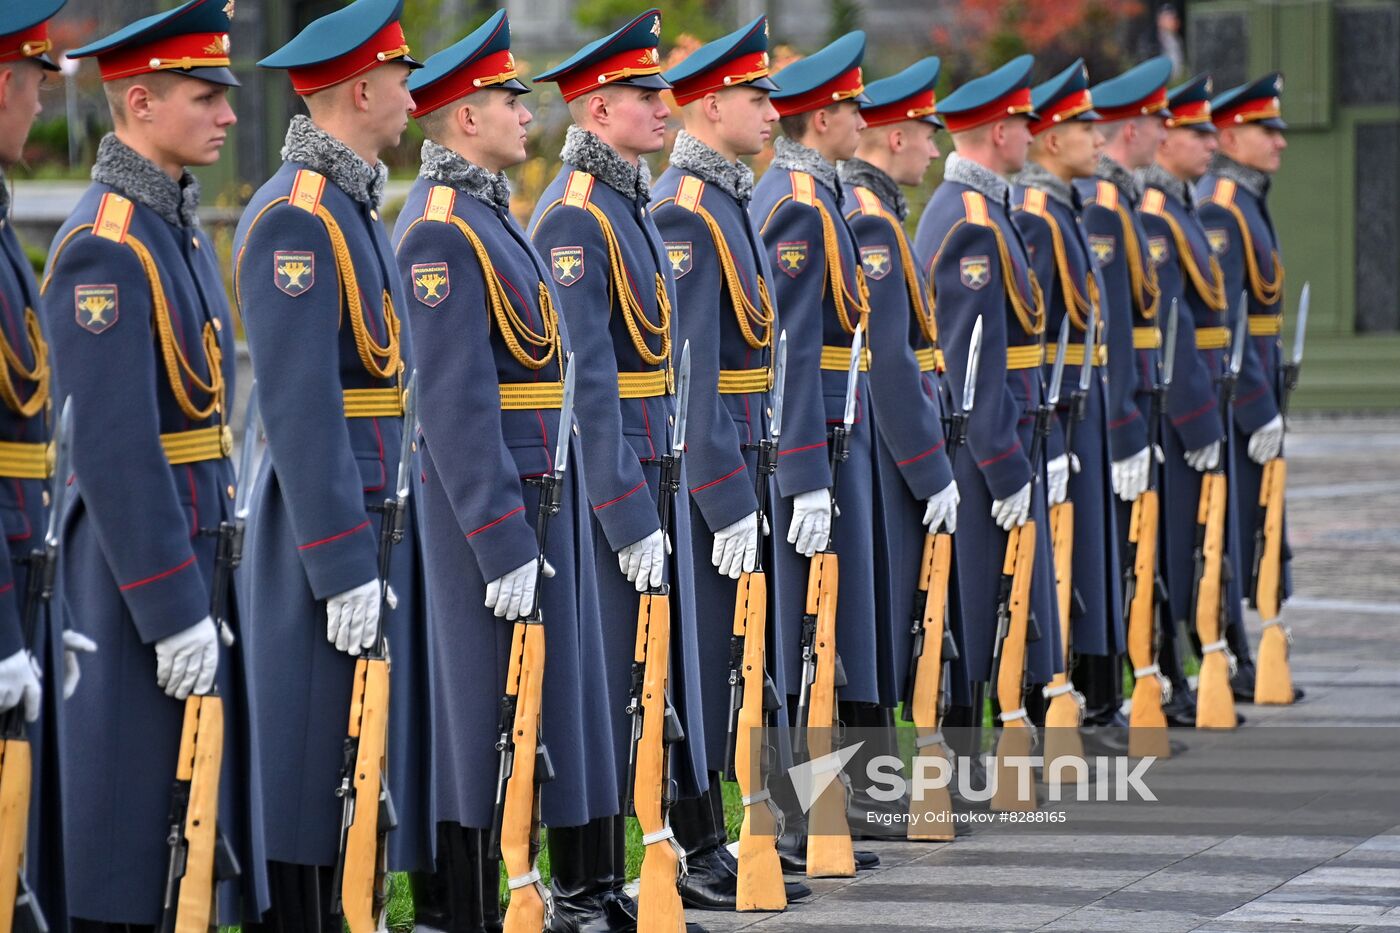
[274,250,316,296]
[664,241,693,279]
[1148,236,1169,267]
[776,241,809,278]
[860,244,891,280]
[411,261,451,307]
[1206,227,1229,256]
[959,255,990,290]
[1088,234,1115,266]
[551,246,585,286]
[75,284,119,334]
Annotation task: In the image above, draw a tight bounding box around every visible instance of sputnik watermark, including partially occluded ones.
[788,741,1159,814]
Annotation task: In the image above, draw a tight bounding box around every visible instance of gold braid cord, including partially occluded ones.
[1025,206,1096,331]
[655,197,773,350]
[0,308,50,418]
[813,198,870,336]
[846,202,939,347]
[1223,203,1285,306]
[442,216,559,371]
[1113,204,1161,320]
[584,201,671,367]
[315,205,402,380]
[926,219,1046,336]
[1148,206,1227,312]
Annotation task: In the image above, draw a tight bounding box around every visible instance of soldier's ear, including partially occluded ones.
[0,66,13,109]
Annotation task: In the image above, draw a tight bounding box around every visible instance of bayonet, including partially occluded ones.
[1228,293,1248,378]
[1078,300,1097,397]
[234,389,260,522]
[1291,281,1309,367]
[842,324,863,429]
[395,373,418,503]
[44,400,73,550]
[770,331,788,441]
[554,359,576,476]
[1047,317,1070,408]
[672,343,691,456]
[961,317,982,416]
[1161,300,1179,390]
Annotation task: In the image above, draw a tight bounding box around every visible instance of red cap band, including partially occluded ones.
[554,45,662,103]
[0,23,52,65]
[288,20,412,95]
[1029,88,1093,135]
[1095,86,1168,123]
[772,65,864,117]
[412,48,520,116]
[96,30,231,81]
[1212,97,1281,127]
[941,86,1033,134]
[670,50,770,106]
[861,88,938,128]
[1166,98,1211,128]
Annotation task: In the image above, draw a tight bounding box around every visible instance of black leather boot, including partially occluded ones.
[410,823,501,933]
[546,821,610,933]
[239,861,337,933]
[672,780,737,911]
[840,702,910,839]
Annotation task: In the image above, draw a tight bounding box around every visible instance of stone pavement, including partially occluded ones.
[698,415,1400,932]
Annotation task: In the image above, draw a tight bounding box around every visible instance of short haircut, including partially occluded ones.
[102,72,179,124]
[778,111,811,140]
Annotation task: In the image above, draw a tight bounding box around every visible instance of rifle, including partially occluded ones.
[332,373,414,931]
[902,318,980,842]
[1192,304,1246,730]
[488,362,574,933]
[988,322,1063,813]
[723,333,786,911]
[1251,282,1307,704]
[0,400,72,933]
[1044,302,1097,767]
[794,325,862,878]
[160,394,254,933]
[627,344,690,932]
[1124,304,1179,758]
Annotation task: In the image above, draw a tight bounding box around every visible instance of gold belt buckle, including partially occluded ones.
[220,425,234,457]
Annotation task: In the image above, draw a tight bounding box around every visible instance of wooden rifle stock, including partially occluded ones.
[730,569,786,909]
[499,620,548,933]
[1125,490,1170,758]
[632,592,685,932]
[0,718,31,933]
[1042,501,1083,766]
[991,523,1038,812]
[906,532,954,841]
[801,550,853,877]
[1193,471,1237,729]
[338,654,391,932]
[164,696,225,933]
[1252,457,1294,704]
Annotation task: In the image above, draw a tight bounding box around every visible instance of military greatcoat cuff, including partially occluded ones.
[466,505,541,585]
[119,554,212,644]
[297,518,381,602]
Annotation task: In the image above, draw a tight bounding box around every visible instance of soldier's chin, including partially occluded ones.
[187,141,226,166]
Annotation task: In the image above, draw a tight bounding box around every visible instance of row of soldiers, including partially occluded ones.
[0,0,1304,930]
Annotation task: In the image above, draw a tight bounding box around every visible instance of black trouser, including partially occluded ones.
[411,823,502,933]
[239,861,338,933]
[670,775,728,856]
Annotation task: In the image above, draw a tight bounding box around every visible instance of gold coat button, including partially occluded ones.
[227,484,236,499]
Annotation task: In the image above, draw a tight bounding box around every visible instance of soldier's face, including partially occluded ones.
[888,120,939,186]
[147,77,237,168]
[1056,120,1103,178]
[997,115,1034,173]
[1159,125,1215,179]
[1226,123,1286,174]
[0,61,46,167]
[823,101,864,161]
[604,86,670,157]
[470,89,532,171]
[1128,115,1167,167]
[365,63,415,150]
[712,87,777,158]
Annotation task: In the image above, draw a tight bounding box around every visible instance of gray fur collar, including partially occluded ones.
[560,125,651,201]
[1095,153,1142,204]
[91,133,200,227]
[282,115,388,208]
[772,136,838,195]
[667,131,753,202]
[943,152,1010,205]
[418,140,511,210]
[839,157,908,220]
[1015,160,1078,210]
[1209,152,1269,199]
[1138,161,1191,207]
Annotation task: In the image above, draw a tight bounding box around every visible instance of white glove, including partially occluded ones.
[326,579,381,656]
[62,630,98,700]
[712,512,759,580]
[922,480,960,533]
[1247,414,1284,465]
[154,617,219,700]
[786,488,832,558]
[0,648,41,722]
[485,559,555,621]
[1184,440,1222,472]
[991,482,1032,531]
[618,529,665,592]
[1047,454,1071,506]
[1111,446,1151,503]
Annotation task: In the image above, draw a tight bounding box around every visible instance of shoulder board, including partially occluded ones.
[564,170,596,210]
[790,171,816,206]
[289,169,327,214]
[854,186,884,217]
[93,192,133,243]
[422,185,457,223]
[675,175,706,213]
[1095,179,1118,211]
[1140,188,1166,216]
[1210,178,1237,208]
[962,191,990,226]
[1020,187,1047,217]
